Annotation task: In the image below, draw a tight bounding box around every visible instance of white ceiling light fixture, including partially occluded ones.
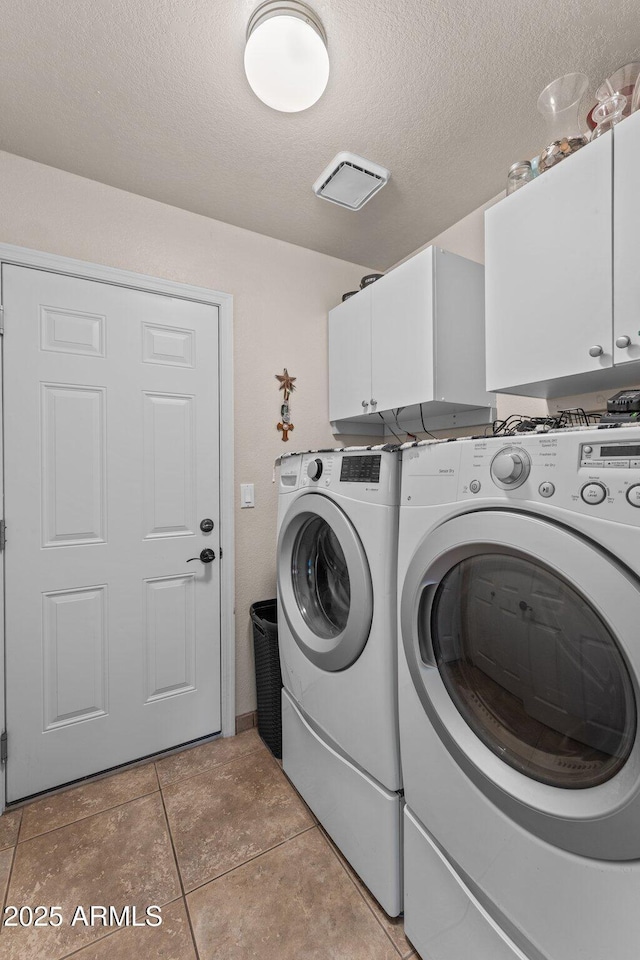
[244,1,330,113]
[313,152,391,211]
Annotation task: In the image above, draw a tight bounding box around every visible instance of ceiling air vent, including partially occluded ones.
[313,152,391,211]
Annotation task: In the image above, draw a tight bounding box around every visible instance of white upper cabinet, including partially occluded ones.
[369,252,434,412]
[486,110,640,399]
[327,285,372,421]
[328,248,494,431]
[613,111,640,367]
[485,132,613,398]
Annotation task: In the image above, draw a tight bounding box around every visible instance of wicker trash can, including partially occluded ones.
[250,599,282,759]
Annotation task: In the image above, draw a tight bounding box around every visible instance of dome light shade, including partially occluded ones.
[244,1,329,113]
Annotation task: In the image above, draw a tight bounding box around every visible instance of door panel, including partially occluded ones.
[2,264,221,801]
[143,392,196,538]
[43,585,108,728]
[41,384,107,545]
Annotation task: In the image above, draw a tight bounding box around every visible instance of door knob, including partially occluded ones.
[588,345,604,357]
[200,518,214,532]
[616,335,632,348]
[187,548,216,563]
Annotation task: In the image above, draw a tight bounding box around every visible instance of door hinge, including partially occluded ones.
[220,546,223,559]
[0,521,5,552]
[1,732,7,765]
[0,305,4,335]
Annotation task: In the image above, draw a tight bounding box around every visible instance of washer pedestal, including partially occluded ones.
[282,688,403,917]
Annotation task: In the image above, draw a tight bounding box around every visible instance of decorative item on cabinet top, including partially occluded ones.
[328,246,495,437]
[507,62,640,195]
[360,273,384,289]
[340,273,384,304]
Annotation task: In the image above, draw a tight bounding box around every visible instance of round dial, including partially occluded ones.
[626,484,640,507]
[581,482,607,506]
[307,458,323,481]
[490,447,531,489]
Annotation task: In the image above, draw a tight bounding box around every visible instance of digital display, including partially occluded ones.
[340,455,381,483]
[599,445,640,458]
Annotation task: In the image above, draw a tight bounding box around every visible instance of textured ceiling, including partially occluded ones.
[1,0,639,268]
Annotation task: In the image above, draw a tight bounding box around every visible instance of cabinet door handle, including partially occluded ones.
[361,400,368,408]
[370,398,377,405]
[616,335,631,349]
[588,345,604,358]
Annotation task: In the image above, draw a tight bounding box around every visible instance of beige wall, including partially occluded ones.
[0,150,370,717]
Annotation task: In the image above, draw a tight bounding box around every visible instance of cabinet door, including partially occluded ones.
[485,133,613,394]
[370,249,434,412]
[328,288,372,421]
[614,110,640,366]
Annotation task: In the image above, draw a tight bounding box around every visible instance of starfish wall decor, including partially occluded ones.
[276,368,296,441]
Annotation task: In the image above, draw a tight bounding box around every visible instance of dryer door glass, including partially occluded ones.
[292,516,351,639]
[428,553,636,789]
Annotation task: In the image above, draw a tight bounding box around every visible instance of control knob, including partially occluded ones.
[490,447,531,489]
[307,458,323,481]
[581,482,607,506]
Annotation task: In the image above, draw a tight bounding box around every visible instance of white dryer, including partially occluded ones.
[397,428,640,960]
[277,447,403,916]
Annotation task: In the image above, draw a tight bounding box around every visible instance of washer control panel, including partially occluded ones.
[295,451,399,504]
[340,454,382,483]
[301,455,333,487]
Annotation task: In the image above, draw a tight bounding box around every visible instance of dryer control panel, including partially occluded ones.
[401,427,640,521]
[580,439,640,470]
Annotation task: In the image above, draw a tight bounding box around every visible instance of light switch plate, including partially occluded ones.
[240,483,255,508]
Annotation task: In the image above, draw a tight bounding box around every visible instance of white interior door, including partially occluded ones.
[2,264,221,801]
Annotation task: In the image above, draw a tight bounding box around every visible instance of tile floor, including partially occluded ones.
[0,729,416,959]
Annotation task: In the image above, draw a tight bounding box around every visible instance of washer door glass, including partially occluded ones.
[428,553,636,789]
[278,493,373,672]
[292,515,350,639]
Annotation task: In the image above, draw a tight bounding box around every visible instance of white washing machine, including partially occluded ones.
[397,427,640,960]
[277,446,403,916]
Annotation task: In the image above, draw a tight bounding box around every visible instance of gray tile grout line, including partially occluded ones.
[3,791,184,959]
[157,776,202,960]
[5,756,162,812]
[315,825,406,958]
[157,743,269,790]
[1,739,272,958]
[150,758,162,793]
[0,808,22,859]
[10,738,265,838]
[0,835,20,939]
[53,894,186,960]
[15,787,161,845]
[181,823,319,898]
